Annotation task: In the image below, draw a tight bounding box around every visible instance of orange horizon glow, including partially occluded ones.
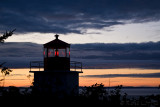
[1,68,160,87]
[79,69,160,87]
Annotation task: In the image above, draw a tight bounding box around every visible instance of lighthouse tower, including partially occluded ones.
[30,34,82,96]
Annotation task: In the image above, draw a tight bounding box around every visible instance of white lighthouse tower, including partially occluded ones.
[30,34,83,97]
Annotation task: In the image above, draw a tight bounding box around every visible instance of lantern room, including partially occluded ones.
[43,34,70,71]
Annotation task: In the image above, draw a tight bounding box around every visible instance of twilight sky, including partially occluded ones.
[1,0,160,69]
[1,0,160,44]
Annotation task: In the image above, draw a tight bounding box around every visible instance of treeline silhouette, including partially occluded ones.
[0,84,159,106]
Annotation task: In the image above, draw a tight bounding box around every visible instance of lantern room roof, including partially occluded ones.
[43,34,70,48]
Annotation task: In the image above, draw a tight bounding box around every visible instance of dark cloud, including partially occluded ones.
[0,57,43,68]
[0,0,160,34]
[0,42,43,57]
[1,42,160,68]
[81,73,160,78]
[71,41,160,60]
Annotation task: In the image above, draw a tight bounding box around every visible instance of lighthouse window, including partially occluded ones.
[66,48,70,57]
[55,50,59,57]
[43,48,47,58]
[58,49,66,57]
[48,49,55,57]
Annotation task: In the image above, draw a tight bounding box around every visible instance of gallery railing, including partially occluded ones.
[30,61,82,72]
[30,61,44,71]
[70,61,82,72]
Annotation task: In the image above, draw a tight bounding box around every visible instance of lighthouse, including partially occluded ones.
[30,34,83,97]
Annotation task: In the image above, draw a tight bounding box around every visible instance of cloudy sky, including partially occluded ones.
[0,0,160,44]
[1,0,160,69]
[1,42,160,68]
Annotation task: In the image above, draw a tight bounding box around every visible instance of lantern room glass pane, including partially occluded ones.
[66,47,70,57]
[48,49,55,57]
[43,48,47,58]
[58,49,66,57]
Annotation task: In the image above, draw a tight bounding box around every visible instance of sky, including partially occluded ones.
[0,0,160,44]
[1,0,160,69]
[1,0,160,87]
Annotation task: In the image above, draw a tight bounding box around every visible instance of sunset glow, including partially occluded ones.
[2,68,160,87]
[79,69,160,87]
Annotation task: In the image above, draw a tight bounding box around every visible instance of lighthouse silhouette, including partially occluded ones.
[30,34,83,97]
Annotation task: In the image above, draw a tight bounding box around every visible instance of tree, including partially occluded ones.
[0,29,15,87]
[81,83,107,100]
[0,29,16,67]
[109,85,123,106]
[1,67,12,87]
[0,29,16,43]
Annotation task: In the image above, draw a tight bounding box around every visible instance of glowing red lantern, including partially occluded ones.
[55,50,59,57]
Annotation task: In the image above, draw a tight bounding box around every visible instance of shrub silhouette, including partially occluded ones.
[0,83,160,106]
[81,83,107,99]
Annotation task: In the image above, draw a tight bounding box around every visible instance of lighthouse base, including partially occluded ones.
[31,71,80,97]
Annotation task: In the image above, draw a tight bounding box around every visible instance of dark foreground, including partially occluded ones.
[0,84,160,107]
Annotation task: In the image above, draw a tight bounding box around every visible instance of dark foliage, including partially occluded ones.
[0,84,159,106]
[0,29,16,43]
[0,29,15,86]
